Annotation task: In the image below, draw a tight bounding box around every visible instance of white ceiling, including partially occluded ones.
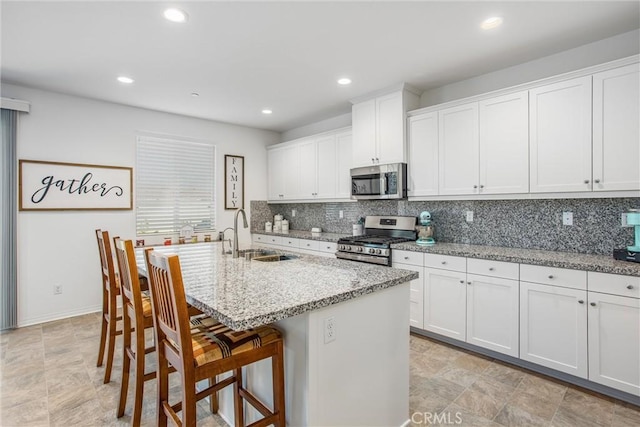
[2,1,639,133]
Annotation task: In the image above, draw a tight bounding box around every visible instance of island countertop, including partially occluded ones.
[136,243,418,331]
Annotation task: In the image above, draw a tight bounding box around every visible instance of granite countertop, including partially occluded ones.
[251,229,350,242]
[391,242,640,277]
[136,243,417,330]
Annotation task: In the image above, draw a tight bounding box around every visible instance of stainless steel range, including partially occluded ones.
[336,215,417,266]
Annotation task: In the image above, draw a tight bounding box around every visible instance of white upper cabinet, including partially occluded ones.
[267,128,352,202]
[479,91,530,194]
[592,63,640,191]
[438,102,479,195]
[408,112,438,197]
[352,87,419,168]
[529,76,593,193]
[335,131,353,199]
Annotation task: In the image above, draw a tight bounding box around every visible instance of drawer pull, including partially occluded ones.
[404,256,410,260]
[489,267,495,271]
[578,300,584,304]
[460,280,464,284]
[548,275,554,279]
[467,281,472,285]
[441,261,447,265]
[590,302,596,307]
[627,285,634,290]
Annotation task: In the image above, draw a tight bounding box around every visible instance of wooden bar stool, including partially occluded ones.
[113,237,157,426]
[144,248,286,427]
[95,229,122,384]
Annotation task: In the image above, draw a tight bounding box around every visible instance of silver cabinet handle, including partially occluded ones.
[584,179,590,184]
[627,285,634,290]
[480,185,484,189]
[473,185,478,189]
[467,281,472,285]
[404,256,410,260]
[371,158,375,163]
[441,261,447,265]
[489,267,495,271]
[375,157,379,163]
[459,280,464,284]
[590,302,596,307]
[548,275,554,279]
[578,300,584,304]
[594,179,600,183]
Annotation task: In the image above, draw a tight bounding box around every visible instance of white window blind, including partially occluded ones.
[136,135,215,235]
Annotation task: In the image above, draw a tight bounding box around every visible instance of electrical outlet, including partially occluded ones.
[466,211,474,222]
[324,316,336,343]
[339,210,344,219]
[622,212,630,227]
[292,209,296,217]
[53,284,62,295]
[563,211,573,226]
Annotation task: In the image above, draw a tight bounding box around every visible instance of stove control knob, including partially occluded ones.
[368,248,375,254]
[358,247,364,252]
[346,246,352,251]
[376,249,382,254]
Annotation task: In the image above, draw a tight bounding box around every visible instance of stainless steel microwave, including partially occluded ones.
[350,163,407,200]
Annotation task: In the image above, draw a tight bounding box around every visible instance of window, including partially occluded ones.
[136,135,215,236]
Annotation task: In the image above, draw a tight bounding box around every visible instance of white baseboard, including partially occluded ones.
[18,304,102,328]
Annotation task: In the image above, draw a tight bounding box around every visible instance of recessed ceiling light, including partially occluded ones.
[481,16,503,30]
[164,8,188,23]
[117,76,134,84]
[262,109,273,115]
[191,92,200,97]
[337,78,352,85]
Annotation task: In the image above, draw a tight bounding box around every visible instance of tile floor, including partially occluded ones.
[0,312,638,426]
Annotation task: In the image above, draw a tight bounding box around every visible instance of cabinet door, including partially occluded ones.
[316,135,337,199]
[479,91,529,194]
[438,102,479,195]
[588,292,640,396]
[376,91,405,164]
[267,147,286,200]
[335,131,353,199]
[352,99,377,167]
[282,145,300,200]
[408,113,438,197]
[529,76,592,193]
[296,139,317,199]
[466,274,519,357]
[520,281,588,378]
[424,268,466,340]
[593,63,640,192]
[396,263,424,329]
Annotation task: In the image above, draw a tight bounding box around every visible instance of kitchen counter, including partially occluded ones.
[136,242,415,426]
[392,242,640,277]
[250,229,349,242]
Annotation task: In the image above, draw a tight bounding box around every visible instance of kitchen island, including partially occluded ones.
[136,242,418,426]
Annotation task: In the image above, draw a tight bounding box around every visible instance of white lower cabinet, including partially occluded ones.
[519,281,588,378]
[587,271,640,396]
[424,267,467,340]
[251,234,336,258]
[466,273,519,357]
[395,262,424,329]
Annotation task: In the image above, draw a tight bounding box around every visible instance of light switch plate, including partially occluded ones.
[466,211,474,222]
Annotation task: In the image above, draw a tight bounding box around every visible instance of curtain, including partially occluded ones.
[1,108,18,330]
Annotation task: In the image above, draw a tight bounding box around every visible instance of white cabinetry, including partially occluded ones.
[587,272,640,396]
[267,128,352,202]
[519,265,588,378]
[393,250,424,329]
[466,259,520,357]
[438,103,479,195]
[352,87,419,167]
[529,76,593,193]
[408,112,438,197]
[592,63,640,192]
[423,255,467,340]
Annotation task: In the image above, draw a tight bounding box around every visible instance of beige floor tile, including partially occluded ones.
[517,373,568,404]
[551,405,609,427]
[0,369,47,409]
[47,382,99,416]
[494,403,550,427]
[0,396,49,426]
[507,389,560,421]
[482,361,526,388]
[613,403,640,425]
[435,364,480,388]
[49,397,105,427]
[452,352,493,374]
[417,376,467,402]
[558,388,614,426]
[435,403,501,426]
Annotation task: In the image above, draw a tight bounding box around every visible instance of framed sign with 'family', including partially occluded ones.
[19,159,133,211]
[224,154,244,210]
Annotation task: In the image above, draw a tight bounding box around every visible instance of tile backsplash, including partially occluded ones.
[250,198,639,255]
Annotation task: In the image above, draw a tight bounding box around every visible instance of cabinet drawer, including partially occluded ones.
[588,272,640,299]
[264,235,283,246]
[392,250,424,266]
[252,234,267,243]
[520,264,586,290]
[281,237,301,248]
[424,253,466,272]
[317,241,338,254]
[467,258,519,280]
[299,239,320,251]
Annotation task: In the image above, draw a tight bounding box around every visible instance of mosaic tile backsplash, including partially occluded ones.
[250,198,639,255]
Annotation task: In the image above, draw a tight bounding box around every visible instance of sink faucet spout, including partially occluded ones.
[233,208,248,258]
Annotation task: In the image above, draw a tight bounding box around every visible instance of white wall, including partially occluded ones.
[421,29,640,106]
[2,83,280,326]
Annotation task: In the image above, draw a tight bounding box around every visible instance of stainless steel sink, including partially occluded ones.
[252,254,298,262]
[239,249,275,260]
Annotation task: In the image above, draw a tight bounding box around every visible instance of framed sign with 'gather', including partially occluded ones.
[19,159,133,211]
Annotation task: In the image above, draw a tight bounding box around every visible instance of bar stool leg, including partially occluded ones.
[233,368,244,427]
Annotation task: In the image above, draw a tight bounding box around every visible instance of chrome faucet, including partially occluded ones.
[233,208,248,258]
[220,227,234,255]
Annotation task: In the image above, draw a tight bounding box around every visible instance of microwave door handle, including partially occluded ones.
[380,174,388,195]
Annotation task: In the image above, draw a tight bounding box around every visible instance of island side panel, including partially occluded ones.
[308,282,410,426]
